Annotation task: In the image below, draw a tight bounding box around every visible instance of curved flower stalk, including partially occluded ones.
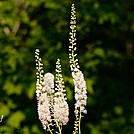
[35,49,69,133]
[69,4,87,134]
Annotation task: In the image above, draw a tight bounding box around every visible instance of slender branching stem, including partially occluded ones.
[55,119,62,134]
[47,124,53,134]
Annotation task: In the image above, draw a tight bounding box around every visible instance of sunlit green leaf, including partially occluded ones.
[7,111,25,128]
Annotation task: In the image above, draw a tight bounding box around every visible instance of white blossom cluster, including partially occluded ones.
[37,73,55,130]
[35,49,69,131]
[35,49,54,130]
[37,93,52,130]
[35,3,88,133]
[69,4,87,114]
[72,68,87,114]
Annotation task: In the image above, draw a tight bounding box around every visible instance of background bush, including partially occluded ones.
[0,0,134,133]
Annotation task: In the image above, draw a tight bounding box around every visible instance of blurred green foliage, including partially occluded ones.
[0,0,134,133]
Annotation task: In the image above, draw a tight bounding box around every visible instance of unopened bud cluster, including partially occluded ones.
[69,4,80,71]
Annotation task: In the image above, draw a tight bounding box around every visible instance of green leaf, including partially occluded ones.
[7,111,25,128]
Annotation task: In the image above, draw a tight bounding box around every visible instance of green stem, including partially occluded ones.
[79,112,82,134]
[55,119,62,134]
[47,124,53,134]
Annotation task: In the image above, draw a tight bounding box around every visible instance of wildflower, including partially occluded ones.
[69,4,87,134]
[72,68,87,114]
[42,73,54,94]
[35,49,55,96]
[35,50,69,133]
[53,59,69,125]
[35,49,44,98]
[35,49,54,130]
[37,93,52,130]
[69,4,87,114]
[35,3,87,134]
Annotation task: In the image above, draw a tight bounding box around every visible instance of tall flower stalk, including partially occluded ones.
[35,49,69,134]
[35,3,87,134]
[53,59,69,133]
[69,4,87,134]
[35,49,54,132]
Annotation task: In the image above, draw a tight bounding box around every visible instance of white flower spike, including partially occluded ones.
[53,59,69,126]
[35,50,69,134]
[69,4,87,114]
[35,49,53,130]
[35,3,87,134]
[69,4,87,134]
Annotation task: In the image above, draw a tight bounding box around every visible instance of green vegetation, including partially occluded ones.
[0,0,134,133]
